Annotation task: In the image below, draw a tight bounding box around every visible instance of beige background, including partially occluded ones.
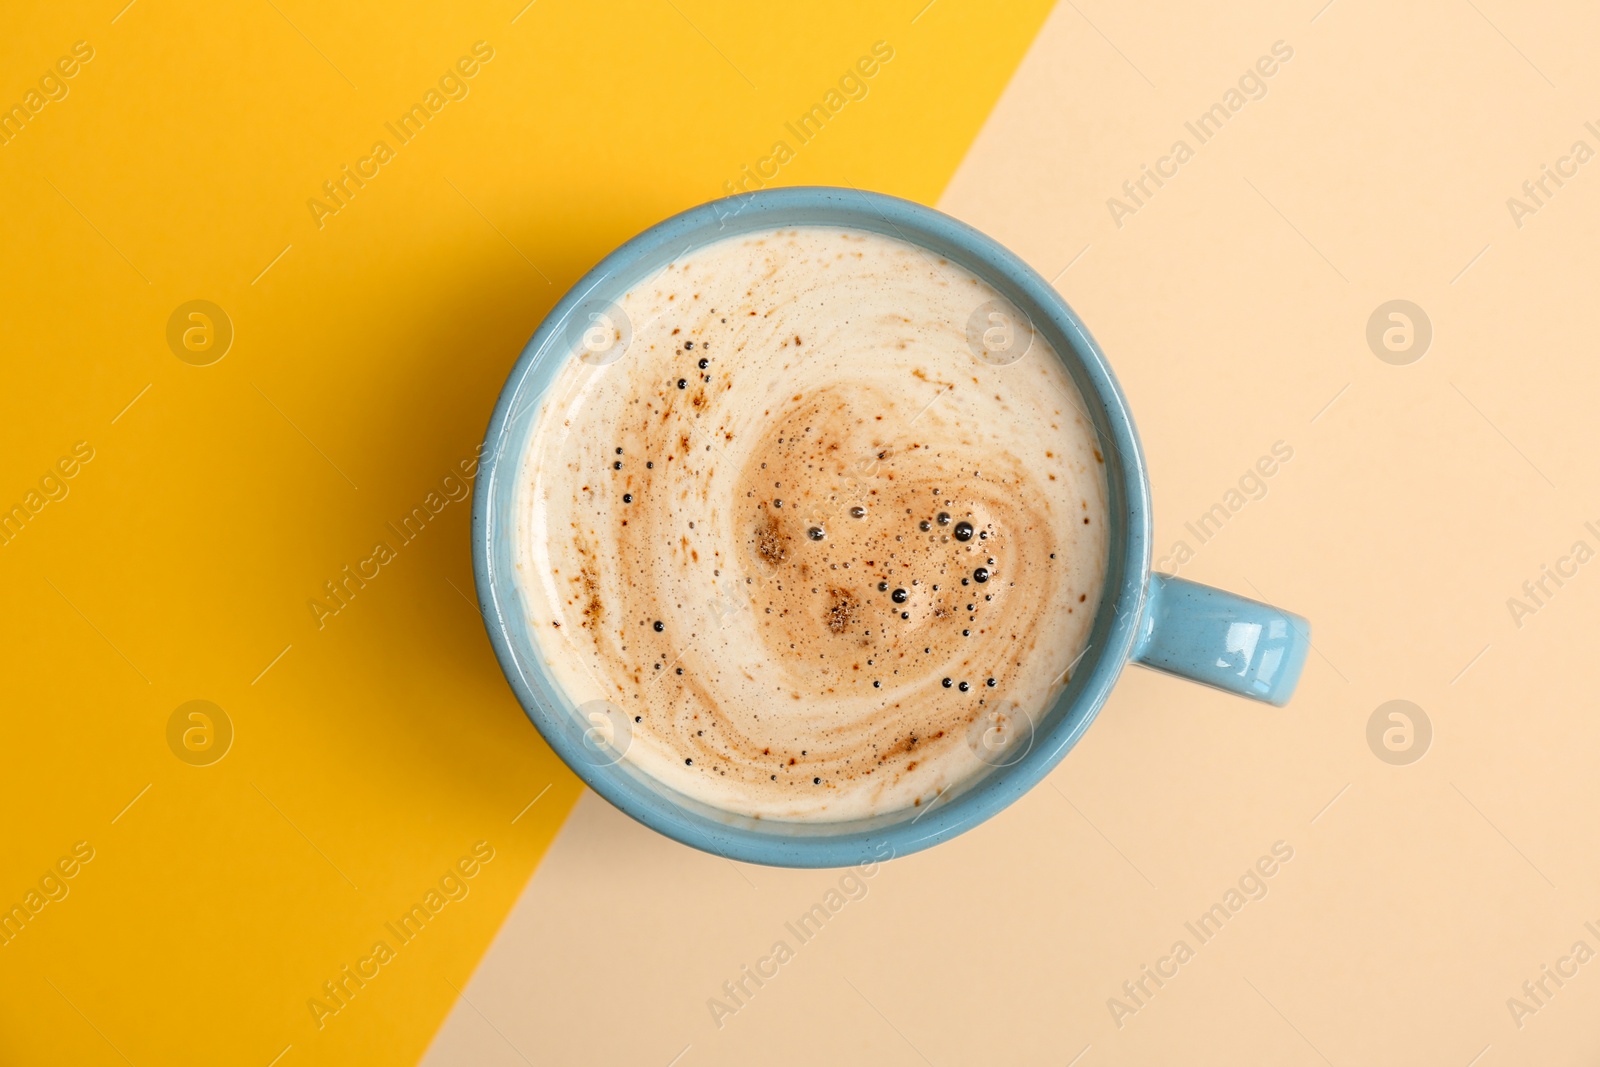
[427,1,1600,1063]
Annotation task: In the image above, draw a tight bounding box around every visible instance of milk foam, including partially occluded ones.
[514,227,1108,821]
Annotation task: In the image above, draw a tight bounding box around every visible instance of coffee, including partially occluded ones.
[514,227,1107,821]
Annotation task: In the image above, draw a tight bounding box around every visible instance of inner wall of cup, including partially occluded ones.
[483,191,1142,848]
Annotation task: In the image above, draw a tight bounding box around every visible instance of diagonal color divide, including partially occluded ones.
[0,3,1069,1064]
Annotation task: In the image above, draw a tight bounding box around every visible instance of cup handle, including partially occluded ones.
[1129,574,1310,706]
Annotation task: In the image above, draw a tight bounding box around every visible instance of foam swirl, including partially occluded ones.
[516,228,1107,820]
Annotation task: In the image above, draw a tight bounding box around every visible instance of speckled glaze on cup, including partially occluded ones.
[472,188,1309,869]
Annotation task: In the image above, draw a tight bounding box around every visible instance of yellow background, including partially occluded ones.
[0,2,1050,1065]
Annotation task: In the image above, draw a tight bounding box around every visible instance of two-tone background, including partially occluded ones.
[3,1,1598,1064]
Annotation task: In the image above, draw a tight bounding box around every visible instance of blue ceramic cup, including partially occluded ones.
[472,187,1309,869]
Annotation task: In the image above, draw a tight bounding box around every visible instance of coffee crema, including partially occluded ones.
[514,227,1108,821]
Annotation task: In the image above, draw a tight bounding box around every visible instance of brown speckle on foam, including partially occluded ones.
[825,588,860,634]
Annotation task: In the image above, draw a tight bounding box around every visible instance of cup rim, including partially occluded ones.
[471,187,1153,868]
